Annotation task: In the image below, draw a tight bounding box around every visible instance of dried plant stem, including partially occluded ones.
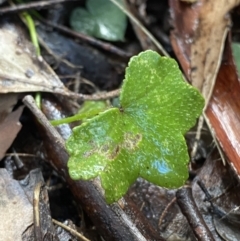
[109,0,169,56]
[176,186,215,241]
[70,88,121,101]
[158,197,176,227]
[52,219,90,241]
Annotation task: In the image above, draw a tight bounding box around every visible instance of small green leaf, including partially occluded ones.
[66,50,204,203]
[232,42,240,75]
[70,8,97,37]
[70,0,127,41]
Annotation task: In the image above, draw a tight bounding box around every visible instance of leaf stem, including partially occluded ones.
[50,113,88,126]
[23,11,40,56]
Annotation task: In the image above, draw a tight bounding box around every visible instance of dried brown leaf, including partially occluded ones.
[0,23,69,95]
[0,93,19,122]
[0,105,24,160]
[190,0,240,105]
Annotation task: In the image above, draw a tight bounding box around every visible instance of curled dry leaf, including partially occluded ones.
[0,22,69,95]
[190,0,240,105]
[0,93,22,160]
[0,93,18,122]
[0,105,24,160]
[170,0,240,105]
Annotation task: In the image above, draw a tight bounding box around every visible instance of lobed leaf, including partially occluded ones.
[66,50,204,203]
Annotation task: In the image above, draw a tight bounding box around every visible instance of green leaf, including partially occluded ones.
[70,0,127,41]
[232,42,240,75]
[66,50,204,203]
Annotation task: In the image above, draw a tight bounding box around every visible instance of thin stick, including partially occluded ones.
[33,182,43,240]
[191,115,204,160]
[203,113,226,165]
[191,113,226,167]
[176,186,215,241]
[52,219,91,241]
[38,19,131,59]
[109,0,169,56]
[158,197,176,227]
[0,0,78,15]
[70,88,121,101]
[38,36,82,70]
[4,153,36,157]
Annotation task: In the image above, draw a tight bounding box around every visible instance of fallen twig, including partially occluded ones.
[38,19,131,59]
[0,0,78,15]
[176,186,215,241]
[23,95,149,241]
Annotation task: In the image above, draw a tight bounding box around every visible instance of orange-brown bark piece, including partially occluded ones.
[206,42,240,174]
[169,0,240,176]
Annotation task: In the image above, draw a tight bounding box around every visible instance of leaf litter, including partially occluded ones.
[0,105,24,160]
[1,0,240,239]
[0,21,73,160]
[0,22,69,95]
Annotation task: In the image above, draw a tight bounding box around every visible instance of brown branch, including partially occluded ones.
[23,95,148,241]
[176,186,215,241]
